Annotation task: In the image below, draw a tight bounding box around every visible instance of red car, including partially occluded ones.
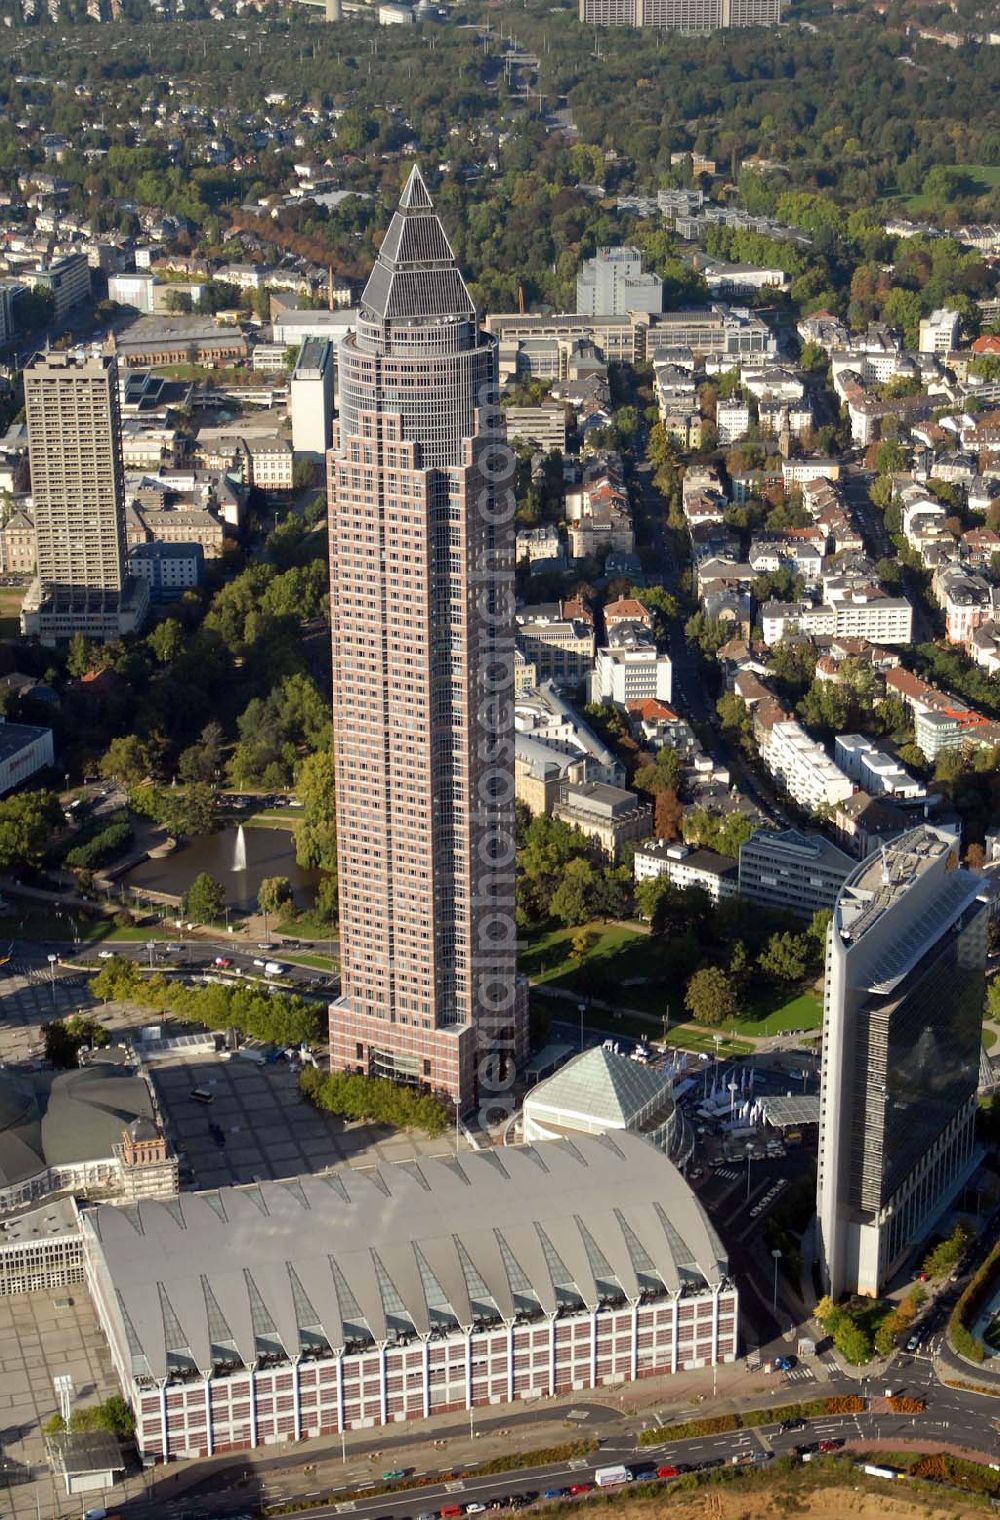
[568,1484,592,1495]
[818,1438,843,1453]
[214,956,232,969]
[656,1466,679,1479]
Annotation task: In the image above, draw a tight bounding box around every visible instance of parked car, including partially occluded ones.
[568,1484,592,1495]
[819,1439,843,1453]
[779,1417,804,1432]
[906,1334,920,1352]
[655,1466,679,1479]
[773,1355,794,1372]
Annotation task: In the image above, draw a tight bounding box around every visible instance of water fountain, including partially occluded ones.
[232,824,248,873]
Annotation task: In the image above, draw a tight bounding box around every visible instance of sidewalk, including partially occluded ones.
[125,1360,821,1517]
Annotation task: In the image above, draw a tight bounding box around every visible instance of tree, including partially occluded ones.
[833,1319,873,1365]
[66,631,95,679]
[550,857,597,928]
[965,842,987,871]
[654,787,684,841]
[92,955,144,1002]
[684,966,737,1027]
[147,618,185,666]
[43,1013,110,1068]
[295,747,337,872]
[183,872,227,925]
[635,874,670,923]
[0,791,64,871]
[569,929,596,963]
[258,876,293,922]
[634,746,683,798]
[758,931,809,985]
[100,735,152,789]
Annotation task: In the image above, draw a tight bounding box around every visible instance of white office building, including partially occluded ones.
[633,841,738,905]
[289,337,334,459]
[817,827,986,1297]
[591,632,672,707]
[759,720,854,813]
[738,828,855,917]
[918,308,960,355]
[576,248,662,318]
[833,735,924,802]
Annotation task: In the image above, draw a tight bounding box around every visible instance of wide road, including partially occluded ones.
[12,938,339,999]
[155,1380,1000,1520]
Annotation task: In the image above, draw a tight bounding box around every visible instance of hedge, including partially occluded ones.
[263,1441,598,1515]
[948,1236,1000,1366]
[65,819,133,869]
[638,1395,863,1444]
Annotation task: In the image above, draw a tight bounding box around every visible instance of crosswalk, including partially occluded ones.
[783,1366,815,1383]
[714,1167,741,1181]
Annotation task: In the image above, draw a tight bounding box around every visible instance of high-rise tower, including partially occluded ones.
[20,349,148,644]
[817,825,986,1298]
[327,168,527,1113]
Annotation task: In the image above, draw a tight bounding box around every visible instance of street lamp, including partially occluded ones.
[578,1001,586,1052]
[145,940,156,971]
[728,1078,738,1118]
[771,1248,782,1313]
[745,1142,753,1203]
[47,953,56,1003]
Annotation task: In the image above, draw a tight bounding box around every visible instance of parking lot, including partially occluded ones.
[149,1049,471,1190]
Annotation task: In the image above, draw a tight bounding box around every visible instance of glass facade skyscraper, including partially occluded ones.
[817,827,986,1297]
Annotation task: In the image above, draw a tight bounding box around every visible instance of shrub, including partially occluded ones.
[923,1223,970,1278]
[886,1395,925,1413]
[65,819,133,870]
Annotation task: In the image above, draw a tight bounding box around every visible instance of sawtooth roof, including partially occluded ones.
[84,1133,728,1382]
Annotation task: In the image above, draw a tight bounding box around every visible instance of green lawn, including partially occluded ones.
[661,1022,753,1058]
[246,810,303,827]
[280,951,338,972]
[896,163,1000,212]
[521,920,819,1043]
[0,587,23,639]
[520,921,648,984]
[734,987,823,1037]
[0,906,105,943]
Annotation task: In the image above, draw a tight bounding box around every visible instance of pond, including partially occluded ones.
[125,826,320,912]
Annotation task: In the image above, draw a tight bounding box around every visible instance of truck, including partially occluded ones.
[594,1466,633,1488]
[861,1464,900,1481]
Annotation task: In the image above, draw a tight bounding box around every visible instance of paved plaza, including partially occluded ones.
[0,958,97,1065]
[151,1049,470,1189]
[0,1288,125,1519]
